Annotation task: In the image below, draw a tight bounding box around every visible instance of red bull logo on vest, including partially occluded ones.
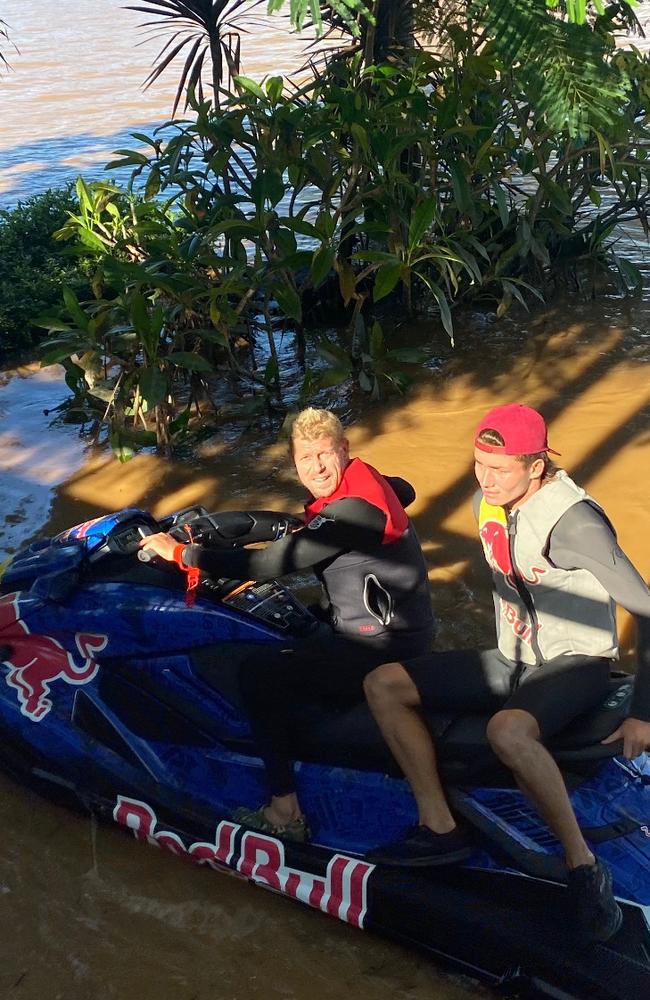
[479,505,547,648]
[0,592,107,721]
[501,598,535,645]
[479,518,516,588]
[114,796,374,929]
[479,516,547,590]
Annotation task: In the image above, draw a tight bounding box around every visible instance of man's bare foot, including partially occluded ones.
[264,793,304,826]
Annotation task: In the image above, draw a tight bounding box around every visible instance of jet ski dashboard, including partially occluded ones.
[158,507,315,634]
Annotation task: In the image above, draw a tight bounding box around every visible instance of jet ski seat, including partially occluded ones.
[207,660,634,785]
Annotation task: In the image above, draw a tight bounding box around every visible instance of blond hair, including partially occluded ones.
[289,407,345,453]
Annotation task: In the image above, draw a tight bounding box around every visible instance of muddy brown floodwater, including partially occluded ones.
[3,289,650,1000]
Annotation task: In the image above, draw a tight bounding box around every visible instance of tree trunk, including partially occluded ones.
[364,0,415,64]
[210,31,222,110]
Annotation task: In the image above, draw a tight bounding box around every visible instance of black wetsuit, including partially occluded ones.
[181,469,435,796]
[404,498,650,736]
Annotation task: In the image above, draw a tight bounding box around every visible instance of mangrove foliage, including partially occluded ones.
[30,0,650,455]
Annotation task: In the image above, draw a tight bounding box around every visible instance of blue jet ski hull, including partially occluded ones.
[1,507,649,998]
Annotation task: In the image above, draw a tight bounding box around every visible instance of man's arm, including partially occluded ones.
[175,496,388,581]
[550,501,650,756]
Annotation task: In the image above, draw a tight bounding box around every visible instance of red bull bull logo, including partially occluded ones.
[479,517,514,583]
[479,510,547,591]
[114,796,373,929]
[0,592,107,721]
[478,502,548,650]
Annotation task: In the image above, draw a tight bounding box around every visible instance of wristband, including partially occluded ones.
[173,544,188,569]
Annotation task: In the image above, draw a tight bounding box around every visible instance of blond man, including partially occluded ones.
[141,407,434,840]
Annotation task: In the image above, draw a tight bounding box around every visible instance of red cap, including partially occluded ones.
[474,404,560,456]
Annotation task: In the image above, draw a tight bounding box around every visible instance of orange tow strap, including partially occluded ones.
[173,529,201,607]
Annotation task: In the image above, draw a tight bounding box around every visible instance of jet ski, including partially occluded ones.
[0,505,649,999]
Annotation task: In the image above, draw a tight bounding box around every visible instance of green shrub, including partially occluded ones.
[0,187,91,361]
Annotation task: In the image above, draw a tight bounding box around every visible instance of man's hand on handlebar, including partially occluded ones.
[137,512,303,565]
[139,532,179,562]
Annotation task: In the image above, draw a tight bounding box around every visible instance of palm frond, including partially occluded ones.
[0,18,19,70]
[290,0,414,74]
[549,1,639,28]
[125,0,267,113]
[267,0,374,37]
[477,0,630,135]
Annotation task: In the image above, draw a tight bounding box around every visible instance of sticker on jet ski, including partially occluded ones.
[114,795,374,928]
[56,514,109,541]
[0,592,107,721]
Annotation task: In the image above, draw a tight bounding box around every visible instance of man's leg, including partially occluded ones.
[490,654,611,866]
[364,649,509,864]
[487,656,621,941]
[486,708,594,868]
[238,636,384,833]
[363,662,456,833]
[237,646,306,830]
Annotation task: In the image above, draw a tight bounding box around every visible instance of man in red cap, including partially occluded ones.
[364,403,650,942]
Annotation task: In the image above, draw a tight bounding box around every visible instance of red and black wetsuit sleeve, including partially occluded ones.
[550,501,650,722]
[180,495,394,583]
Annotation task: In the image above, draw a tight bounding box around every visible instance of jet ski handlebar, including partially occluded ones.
[161,508,303,549]
[59,506,304,566]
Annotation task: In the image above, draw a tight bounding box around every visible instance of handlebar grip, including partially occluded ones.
[137,549,154,563]
[275,516,303,539]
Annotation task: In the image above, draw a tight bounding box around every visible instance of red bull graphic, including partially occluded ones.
[501,599,535,645]
[0,592,107,721]
[478,502,546,591]
[478,501,547,650]
[114,796,374,929]
[479,516,514,583]
[56,515,107,542]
